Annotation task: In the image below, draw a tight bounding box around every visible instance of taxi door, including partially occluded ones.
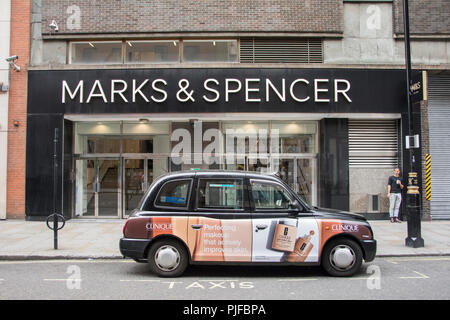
[187,177,253,262]
[250,179,319,263]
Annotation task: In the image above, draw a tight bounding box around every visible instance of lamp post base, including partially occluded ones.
[405,172,424,248]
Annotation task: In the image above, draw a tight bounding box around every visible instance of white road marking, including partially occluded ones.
[387,257,450,263]
[278,278,318,282]
[43,279,82,282]
[119,279,160,282]
[399,271,430,279]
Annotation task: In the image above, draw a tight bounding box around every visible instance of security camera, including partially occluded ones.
[5,56,20,72]
[5,55,18,62]
[49,20,59,32]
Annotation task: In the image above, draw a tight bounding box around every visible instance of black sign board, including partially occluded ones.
[410,71,423,104]
[27,68,416,115]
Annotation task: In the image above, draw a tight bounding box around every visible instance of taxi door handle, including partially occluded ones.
[256,224,268,231]
[191,224,203,230]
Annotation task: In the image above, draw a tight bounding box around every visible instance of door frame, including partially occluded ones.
[74,154,122,218]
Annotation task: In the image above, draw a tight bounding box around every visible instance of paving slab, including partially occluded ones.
[0,219,449,260]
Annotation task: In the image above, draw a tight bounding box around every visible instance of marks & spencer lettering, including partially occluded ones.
[61,77,352,104]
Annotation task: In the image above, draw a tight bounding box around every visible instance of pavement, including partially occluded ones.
[0,218,449,260]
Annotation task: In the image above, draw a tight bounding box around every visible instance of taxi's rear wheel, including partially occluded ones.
[147,238,188,277]
[321,238,363,277]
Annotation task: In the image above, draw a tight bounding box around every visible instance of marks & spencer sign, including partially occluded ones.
[27,68,411,114]
[61,77,352,105]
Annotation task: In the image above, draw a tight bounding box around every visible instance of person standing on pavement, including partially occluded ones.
[387,168,404,223]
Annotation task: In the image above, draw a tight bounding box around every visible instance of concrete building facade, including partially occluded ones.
[6,0,450,221]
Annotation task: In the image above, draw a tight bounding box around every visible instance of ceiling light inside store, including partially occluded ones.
[139,119,149,124]
[89,42,95,48]
[173,41,177,46]
[213,41,216,46]
[127,41,133,47]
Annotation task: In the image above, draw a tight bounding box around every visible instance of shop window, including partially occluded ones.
[74,121,170,154]
[183,40,238,63]
[272,122,317,154]
[122,139,153,153]
[125,40,180,63]
[87,137,121,153]
[222,121,270,156]
[70,41,122,64]
[197,179,244,210]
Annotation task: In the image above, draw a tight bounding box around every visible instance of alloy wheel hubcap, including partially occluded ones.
[154,245,180,271]
[330,245,356,271]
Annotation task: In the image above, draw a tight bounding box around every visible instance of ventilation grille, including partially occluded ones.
[239,38,323,63]
[349,120,399,168]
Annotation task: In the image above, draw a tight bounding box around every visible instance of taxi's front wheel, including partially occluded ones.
[321,238,363,277]
[147,239,188,277]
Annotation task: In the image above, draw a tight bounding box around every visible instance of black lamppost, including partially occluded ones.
[402,0,424,248]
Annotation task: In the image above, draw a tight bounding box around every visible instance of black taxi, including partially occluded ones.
[120,171,376,277]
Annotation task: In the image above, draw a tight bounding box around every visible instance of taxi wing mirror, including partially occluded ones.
[288,200,301,216]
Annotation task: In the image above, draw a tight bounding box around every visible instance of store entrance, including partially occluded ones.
[72,119,319,218]
[75,157,121,218]
[75,156,168,218]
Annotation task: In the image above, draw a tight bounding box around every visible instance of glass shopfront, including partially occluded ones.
[72,119,318,218]
[25,68,413,221]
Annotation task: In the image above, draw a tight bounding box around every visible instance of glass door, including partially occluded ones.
[75,158,120,217]
[123,157,166,218]
[123,158,147,217]
[276,158,316,206]
[97,158,120,216]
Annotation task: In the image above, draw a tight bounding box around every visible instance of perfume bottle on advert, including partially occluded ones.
[271,220,298,252]
[286,230,315,262]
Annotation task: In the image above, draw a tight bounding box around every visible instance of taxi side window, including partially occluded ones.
[251,181,293,210]
[154,179,191,209]
[197,179,244,210]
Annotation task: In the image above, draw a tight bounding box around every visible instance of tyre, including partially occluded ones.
[321,238,363,277]
[147,238,188,277]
